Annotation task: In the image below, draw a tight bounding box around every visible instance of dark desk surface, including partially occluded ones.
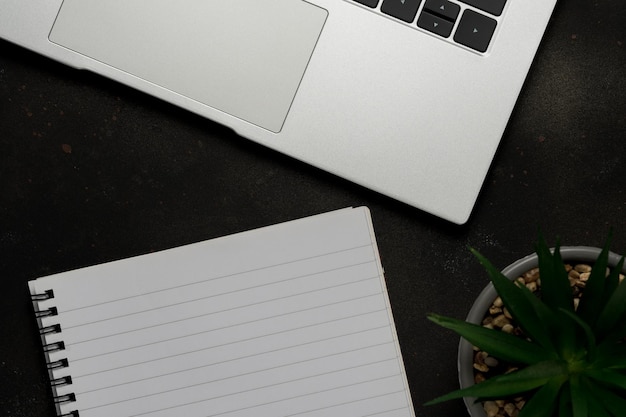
[1,2,625,416]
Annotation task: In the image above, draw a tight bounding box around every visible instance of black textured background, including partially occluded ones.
[1,1,625,416]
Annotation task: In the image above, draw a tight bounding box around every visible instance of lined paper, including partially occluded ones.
[30,207,415,417]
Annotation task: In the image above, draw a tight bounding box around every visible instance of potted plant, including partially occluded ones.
[426,235,626,417]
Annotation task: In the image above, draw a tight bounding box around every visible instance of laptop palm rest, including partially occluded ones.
[49,0,327,133]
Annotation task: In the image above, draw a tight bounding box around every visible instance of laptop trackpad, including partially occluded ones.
[49,0,328,133]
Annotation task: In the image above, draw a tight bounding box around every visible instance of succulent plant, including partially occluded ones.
[426,235,626,417]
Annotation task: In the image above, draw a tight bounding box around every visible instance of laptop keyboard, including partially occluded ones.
[350,0,506,53]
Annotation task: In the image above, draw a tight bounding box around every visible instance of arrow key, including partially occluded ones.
[381,0,422,23]
[423,0,460,22]
[417,10,454,38]
[453,9,496,52]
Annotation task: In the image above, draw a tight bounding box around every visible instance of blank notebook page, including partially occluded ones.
[29,207,415,417]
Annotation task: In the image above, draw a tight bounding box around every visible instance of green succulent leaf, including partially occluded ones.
[594,344,626,370]
[425,360,568,405]
[559,308,596,361]
[601,261,622,306]
[587,381,626,417]
[570,376,588,417]
[598,320,626,350]
[586,395,611,417]
[576,235,613,328]
[558,386,573,417]
[517,376,564,417]
[551,308,580,360]
[426,313,552,364]
[515,280,562,350]
[586,368,626,391]
[595,256,626,340]
[470,248,557,353]
[535,236,574,313]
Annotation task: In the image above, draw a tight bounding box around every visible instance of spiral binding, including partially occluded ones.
[43,341,66,353]
[54,393,76,404]
[35,306,58,318]
[31,289,55,301]
[39,323,62,335]
[47,358,69,370]
[31,289,79,417]
[51,376,73,387]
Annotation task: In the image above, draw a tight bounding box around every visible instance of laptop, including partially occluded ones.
[0,0,557,224]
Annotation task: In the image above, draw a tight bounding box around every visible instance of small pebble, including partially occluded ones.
[484,356,499,367]
[484,401,499,417]
[493,314,510,327]
[504,403,518,417]
[490,306,502,315]
[474,363,489,372]
[523,268,540,283]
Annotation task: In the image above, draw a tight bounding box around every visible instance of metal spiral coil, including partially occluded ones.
[32,289,79,417]
[35,306,59,318]
[31,289,55,301]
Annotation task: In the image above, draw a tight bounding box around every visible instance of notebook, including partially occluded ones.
[0,0,558,223]
[28,207,415,417]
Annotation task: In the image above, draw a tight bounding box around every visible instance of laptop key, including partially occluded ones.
[458,0,506,16]
[350,0,499,54]
[381,0,422,23]
[423,0,460,22]
[352,0,379,7]
[417,11,454,38]
[453,9,496,52]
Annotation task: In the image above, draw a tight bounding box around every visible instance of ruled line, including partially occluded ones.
[362,407,412,417]
[286,394,409,417]
[75,340,395,396]
[65,266,378,334]
[71,308,389,364]
[62,244,373,313]
[72,324,391,381]
[70,285,380,348]
[194,378,404,417]
[92,364,401,416]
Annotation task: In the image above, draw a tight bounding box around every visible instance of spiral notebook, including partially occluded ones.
[29,207,415,417]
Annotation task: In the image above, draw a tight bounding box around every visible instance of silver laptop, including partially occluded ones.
[0,0,557,224]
